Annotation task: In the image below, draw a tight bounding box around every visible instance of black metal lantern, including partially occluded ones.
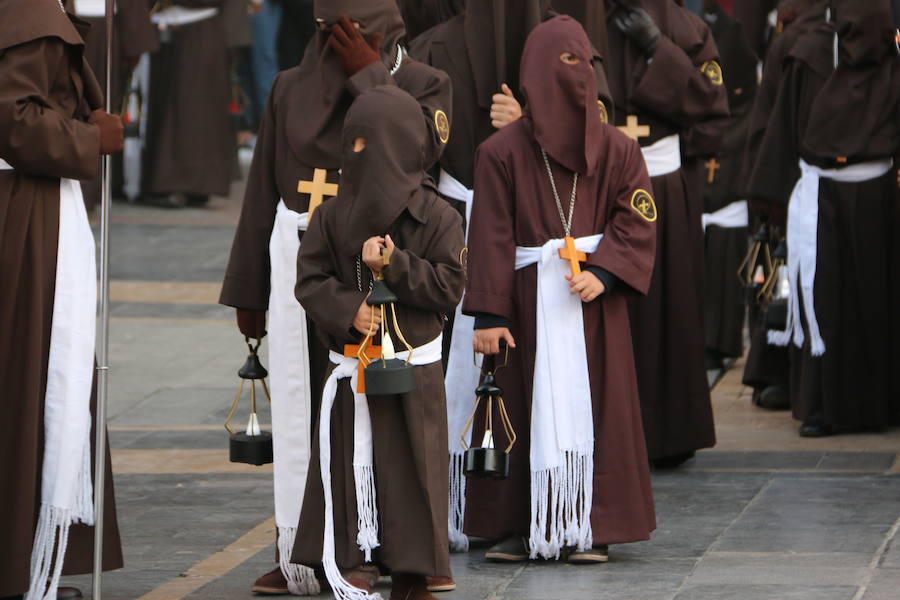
[461,348,517,480]
[761,237,789,329]
[358,252,416,396]
[737,223,773,305]
[225,336,273,466]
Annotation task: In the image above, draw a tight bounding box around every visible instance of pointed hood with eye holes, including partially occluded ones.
[519,16,604,177]
[289,0,407,168]
[338,85,428,255]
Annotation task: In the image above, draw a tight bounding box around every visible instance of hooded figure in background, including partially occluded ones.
[409,0,615,554]
[395,0,466,42]
[0,0,125,597]
[463,15,657,565]
[220,0,452,594]
[603,0,728,467]
[293,84,465,600]
[747,0,900,436]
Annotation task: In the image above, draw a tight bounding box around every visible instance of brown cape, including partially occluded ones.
[0,1,122,594]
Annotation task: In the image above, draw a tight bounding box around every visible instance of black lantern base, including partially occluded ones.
[464,447,510,480]
[365,358,415,396]
[229,431,274,466]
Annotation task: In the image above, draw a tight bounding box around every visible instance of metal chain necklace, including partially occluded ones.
[541,148,578,237]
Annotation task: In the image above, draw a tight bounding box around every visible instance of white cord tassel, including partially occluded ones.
[277,527,321,596]
[529,451,593,560]
[353,464,380,561]
[25,506,71,600]
[448,453,469,552]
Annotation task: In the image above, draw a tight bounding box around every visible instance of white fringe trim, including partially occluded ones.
[767,264,825,356]
[25,505,72,600]
[322,553,382,600]
[277,527,321,596]
[448,452,469,552]
[528,452,593,560]
[353,464,379,562]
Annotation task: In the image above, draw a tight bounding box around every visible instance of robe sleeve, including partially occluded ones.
[0,38,101,180]
[219,72,282,310]
[630,31,729,129]
[586,138,656,296]
[383,202,465,313]
[462,141,517,320]
[351,60,452,170]
[295,207,368,343]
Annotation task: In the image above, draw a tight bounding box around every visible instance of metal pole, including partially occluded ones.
[92,0,115,597]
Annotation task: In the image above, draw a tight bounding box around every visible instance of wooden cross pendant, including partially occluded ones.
[617,115,650,142]
[298,168,339,216]
[705,158,721,184]
[558,236,587,276]
[344,342,382,394]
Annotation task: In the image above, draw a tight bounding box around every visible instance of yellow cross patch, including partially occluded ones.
[631,189,657,222]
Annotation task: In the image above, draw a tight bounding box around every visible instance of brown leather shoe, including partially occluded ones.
[390,573,438,600]
[346,578,373,594]
[426,576,456,592]
[251,567,289,595]
[57,588,83,600]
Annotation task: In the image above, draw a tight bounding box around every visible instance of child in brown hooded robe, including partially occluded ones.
[292,84,465,600]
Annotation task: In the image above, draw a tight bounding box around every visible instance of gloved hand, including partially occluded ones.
[236,308,266,339]
[89,109,124,155]
[612,6,662,58]
[328,15,384,76]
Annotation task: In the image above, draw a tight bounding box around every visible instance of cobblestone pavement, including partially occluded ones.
[61,172,900,600]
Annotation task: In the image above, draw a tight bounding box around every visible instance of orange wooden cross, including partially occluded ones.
[343,341,382,394]
[617,115,650,142]
[705,158,721,184]
[298,168,339,216]
[558,236,586,276]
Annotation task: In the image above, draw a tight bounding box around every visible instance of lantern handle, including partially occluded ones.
[244,334,266,355]
[224,379,245,436]
[474,342,510,374]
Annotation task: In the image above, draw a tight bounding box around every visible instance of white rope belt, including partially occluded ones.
[319,335,443,600]
[0,158,12,170]
[151,6,218,27]
[768,157,893,356]
[640,134,681,178]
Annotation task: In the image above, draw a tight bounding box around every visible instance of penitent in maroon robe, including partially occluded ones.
[463,17,657,547]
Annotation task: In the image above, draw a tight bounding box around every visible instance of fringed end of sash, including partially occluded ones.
[528,452,593,560]
[25,505,72,600]
[809,335,826,357]
[448,452,469,552]
[277,527,321,596]
[322,555,383,600]
[767,328,792,347]
[353,464,380,562]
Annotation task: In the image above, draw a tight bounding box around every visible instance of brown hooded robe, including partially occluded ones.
[291,85,465,578]
[0,1,122,595]
[462,16,657,547]
[747,0,900,430]
[604,0,728,461]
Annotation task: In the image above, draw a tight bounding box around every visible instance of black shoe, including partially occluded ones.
[57,588,83,600]
[705,351,724,371]
[652,452,696,469]
[756,385,790,411]
[799,417,833,438]
[185,193,210,207]
[140,193,186,208]
[485,536,529,562]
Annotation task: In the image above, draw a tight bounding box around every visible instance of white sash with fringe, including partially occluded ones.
[515,234,603,559]
[702,200,748,231]
[438,169,481,553]
[319,336,443,600]
[640,134,681,178]
[267,201,319,595]
[0,158,98,600]
[768,158,892,356]
[74,0,111,17]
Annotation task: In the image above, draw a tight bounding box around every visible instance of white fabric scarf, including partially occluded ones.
[702,200,748,231]
[438,169,481,553]
[640,134,681,178]
[17,171,97,600]
[318,336,443,600]
[515,234,602,559]
[267,201,319,595]
[768,158,892,356]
